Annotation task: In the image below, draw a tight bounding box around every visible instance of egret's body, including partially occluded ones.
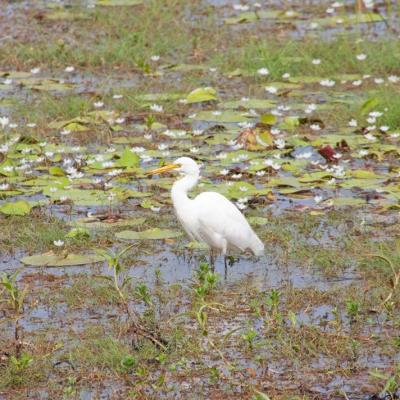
[148,157,264,260]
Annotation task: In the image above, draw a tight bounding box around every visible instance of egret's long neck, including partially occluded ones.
[171,173,199,210]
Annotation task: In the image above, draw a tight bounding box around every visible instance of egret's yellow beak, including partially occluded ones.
[146,163,181,176]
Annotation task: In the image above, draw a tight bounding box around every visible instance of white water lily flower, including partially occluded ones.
[53,240,64,247]
[389,132,399,138]
[309,22,319,29]
[270,128,281,135]
[190,147,199,153]
[231,174,242,180]
[310,124,321,131]
[380,126,389,132]
[326,7,334,13]
[369,111,383,118]
[131,146,145,153]
[256,170,266,176]
[314,195,323,204]
[65,66,75,72]
[348,119,358,127]
[257,67,269,76]
[27,123,36,128]
[236,202,247,210]
[4,78,12,85]
[359,150,369,156]
[151,206,161,213]
[296,151,313,159]
[274,138,285,149]
[94,101,104,108]
[388,75,400,83]
[220,169,229,176]
[319,79,335,87]
[352,80,362,86]
[0,117,9,128]
[60,129,71,136]
[374,78,384,84]
[265,86,278,94]
[212,110,221,116]
[239,186,248,191]
[216,152,227,159]
[193,129,204,136]
[113,94,123,99]
[0,183,9,190]
[364,133,377,141]
[0,144,9,153]
[282,72,290,79]
[150,55,160,62]
[241,97,249,102]
[312,59,321,65]
[102,161,114,168]
[150,104,163,112]
[233,4,249,11]
[356,53,367,61]
[158,143,168,151]
[30,67,41,74]
[367,117,376,124]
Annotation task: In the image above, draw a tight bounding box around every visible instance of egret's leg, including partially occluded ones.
[224,256,228,280]
[209,249,215,271]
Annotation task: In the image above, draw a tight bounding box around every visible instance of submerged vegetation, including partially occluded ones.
[0,0,399,398]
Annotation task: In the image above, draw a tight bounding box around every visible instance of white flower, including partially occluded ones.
[0,117,9,128]
[212,110,221,116]
[257,67,269,76]
[295,151,313,159]
[0,183,9,190]
[310,124,321,131]
[271,128,281,135]
[131,146,145,153]
[107,192,116,201]
[209,67,217,73]
[190,147,199,153]
[30,67,41,74]
[367,117,376,124]
[352,80,362,86]
[193,129,204,136]
[53,240,64,247]
[232,173,243,179]
[241,97,249,102]
[65,66,75,73]
[388,75,399,83]
[60,129,71,136]
[239,186,248,191]
[233,4,249,11]
[220,169,229,176]
[326,7,334,13]
[9,123,17,128]
[113,94,123,99]
[359,150,369,156]
[115,118,125,124]
[309,22,319,29]
[274,138,285,149]
[332,1,343,7]
[374,78,384,84]
[158,143,168,151]
[314,195,323,204]
[3,78,12,85]
[150,206,161,212]
[265,86,278,94]
[312,59,321,65]
[389,132,399,138]
[236,202,247,210]
[27,123,36,128]
[319,79,335,87]
[102,161,114,168]
[369,111,383,118]
[94,101,104,108]
[150,104,163,112]
[348,119,358,127]
[0,144,9,153]
[364,133,377,141]
[256,170,266,176]
[150,55,160,62]
[282,72,290,79]
[356,53,367,61]
[380,126,389,132]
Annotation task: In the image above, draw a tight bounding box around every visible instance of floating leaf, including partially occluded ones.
[116,148,140,168]
[260,113,277,125]
[116,228,182,240]
[21,252,104,267]
[96,0,143,5]
[0,200,32,216]
[186,87,217,104]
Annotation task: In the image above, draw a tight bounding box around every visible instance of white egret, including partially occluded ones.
[147,157,264,267]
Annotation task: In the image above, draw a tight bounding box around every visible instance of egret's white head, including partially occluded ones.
[146,156,199,177]
[174,157,199,176]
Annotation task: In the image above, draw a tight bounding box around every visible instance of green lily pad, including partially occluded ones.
[96,0,142,5]
[0,200,32,216]
[72,216,146,230]
[116,228,182,240]
[192,110,252,124]
[21,252,104,267]
[186,87,217,104]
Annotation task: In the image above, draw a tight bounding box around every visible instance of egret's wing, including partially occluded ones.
[194,192,263,254]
